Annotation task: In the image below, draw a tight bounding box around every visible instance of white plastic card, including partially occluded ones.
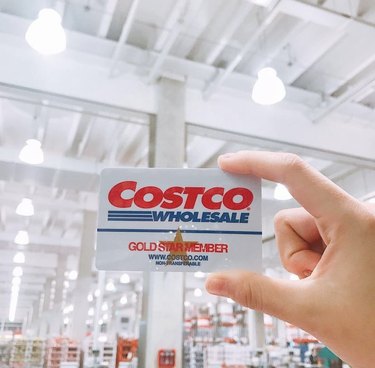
[96,168,262,272]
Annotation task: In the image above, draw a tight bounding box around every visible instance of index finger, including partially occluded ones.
[218,151,355,221]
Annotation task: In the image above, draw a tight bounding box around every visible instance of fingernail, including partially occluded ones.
[219,153,235,160]
[206,277,226,296]
[303,270,312,278]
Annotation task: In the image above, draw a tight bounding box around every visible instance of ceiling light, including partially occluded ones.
[14,230,29,245]
[12,277,22,286]
[98,319,104,326]
[63,317,69,325]
[94,289,101,298]
[252,67,286,105]
[68,270,78,280]
[13,252,25,264]
[101,302,108,311]
[120,296,128,305]
[102,313,108,321]
[105,280,116,292]
[184,301,190,307]
[274,183,292,200]
[25,8,66,55]
[19,139,44,165]
[13,267,23,277]
[194,271,205,278]
[120,273,130,284]
[194,288,203,297]
[87,293,94,302]
[88,307,94,316]
[16,198,34,216]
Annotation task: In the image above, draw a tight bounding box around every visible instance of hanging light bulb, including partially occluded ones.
[120,295,128,305]
[120,273,130,284]
[13,252,25,264]
[19,139,44,165]
[105,279,116,292]
[252,67,286,105]
[194,288,203,297]
[25,8,66,55]
[16,198,34,216]
[15,230,29,245]
[68,270,78,280]
[274,183,292,200]
[13,266,23,277]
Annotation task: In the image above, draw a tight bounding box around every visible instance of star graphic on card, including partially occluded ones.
[160,228,198,266]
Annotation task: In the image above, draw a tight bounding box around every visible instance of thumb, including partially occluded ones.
[206,271,313,328]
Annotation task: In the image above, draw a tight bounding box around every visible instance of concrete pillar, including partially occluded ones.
[43,279,53,313]
[29,299,40,333]
[277,318,287,347]
[139,77,186,368]
[70,211,97,341]
[49,255,67,336]
[248,310,266,349]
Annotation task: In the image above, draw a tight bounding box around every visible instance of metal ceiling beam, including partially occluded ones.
[203,0,283,99]
[186,123,375,169]
[312,71,375,122]
[203,0,370,99]
[204,2,253,65]
[0,16,375,162]
[109,0,140,77]
[97,0,119,38]
[153,0,187,52]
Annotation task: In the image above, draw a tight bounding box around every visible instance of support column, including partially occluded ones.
[70,211,97,341]
[49,255,67,336]
[139,77,186,368]
[277,318,287,347]
[248,310,266,349]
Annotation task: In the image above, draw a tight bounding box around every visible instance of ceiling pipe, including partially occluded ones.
[109,0,140,77]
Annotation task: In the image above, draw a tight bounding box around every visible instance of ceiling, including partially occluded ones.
[0,0,375,323]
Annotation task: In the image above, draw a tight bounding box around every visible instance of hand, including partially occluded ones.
[205,151,375,368]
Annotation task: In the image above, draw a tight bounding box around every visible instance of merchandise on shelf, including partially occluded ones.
[83,338,116,368]
[45,337,80,368]
[116,338,138,368]
[9,338,45,368]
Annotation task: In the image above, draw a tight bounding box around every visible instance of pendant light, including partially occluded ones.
[16,198,34,216]
[252,67,286,105]
[13,252,25,264]
[14,230,29,245]
[25,8,66,55]
[19,139,44,165]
